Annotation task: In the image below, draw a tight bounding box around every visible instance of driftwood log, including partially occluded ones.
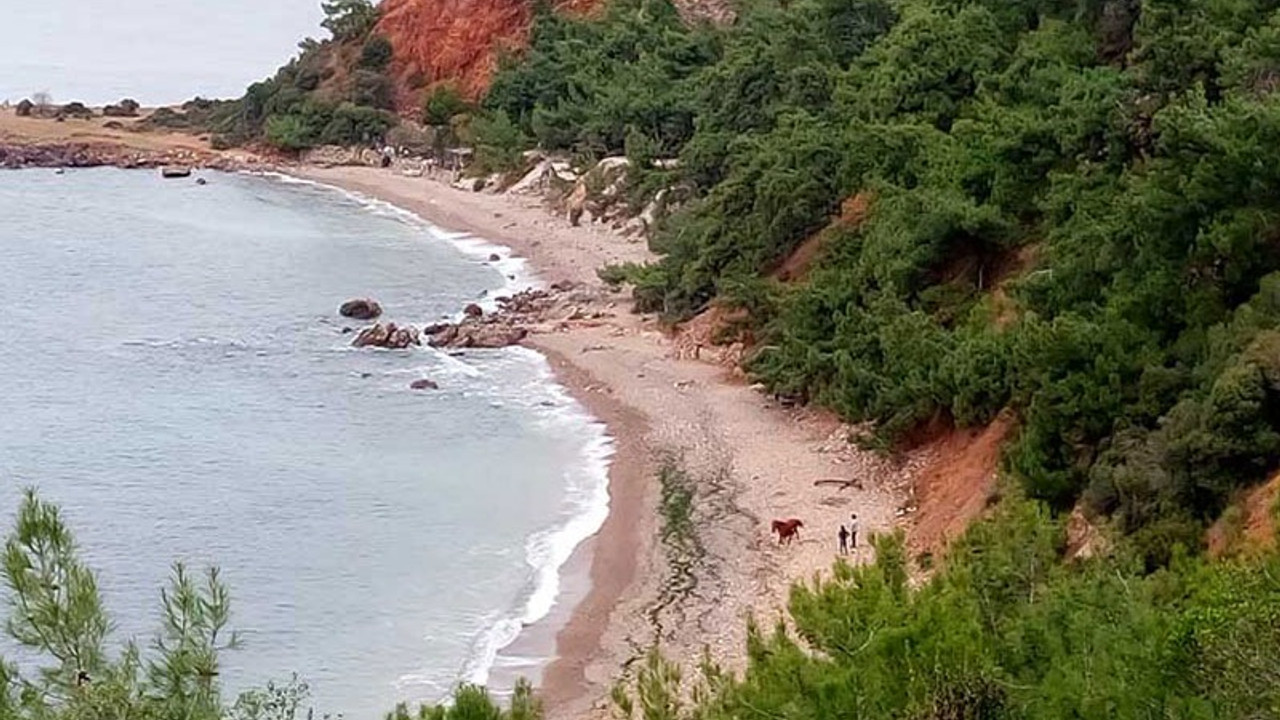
[813,478,864,491]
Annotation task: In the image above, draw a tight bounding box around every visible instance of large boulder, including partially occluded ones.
[15,99,33,117]
[463,303,484,319]
[352,323,391,348]
[340,298,383,320]
[426,323,527,349]
[409,378,439,390]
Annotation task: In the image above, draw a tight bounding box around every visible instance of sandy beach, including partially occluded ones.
[292,164,917,718]
[1,109,985,719]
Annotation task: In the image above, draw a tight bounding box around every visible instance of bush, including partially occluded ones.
[350,69,395,110]
[421,85,470,126]
[265,113,316,151]
[359,35,394,71]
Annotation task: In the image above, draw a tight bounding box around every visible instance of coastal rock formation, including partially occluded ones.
[339,298,383,320]
[376,0,733,110]
[352,322,421,349]
[409,378,440,390]
[423,283,608,349]
[376,0,603,108]
[425,321,527,349]
[0,142,236,171]
[463,303,484,318]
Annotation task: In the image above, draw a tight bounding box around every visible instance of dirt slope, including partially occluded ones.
[376,0,602,107]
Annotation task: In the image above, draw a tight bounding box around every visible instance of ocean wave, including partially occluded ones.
[457,348,614,690]
[251,171,614,697]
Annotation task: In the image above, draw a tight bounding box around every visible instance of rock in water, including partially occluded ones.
[161,166,191,178]
[352,322,420,349]
[409,379,439,390]
[422,322,451,335]
[339,298,383,320]
[463,303,484,318]
[352,323,391,348]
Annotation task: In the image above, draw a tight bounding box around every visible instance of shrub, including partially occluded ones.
[359,34,394,71]
[421,85,470,126]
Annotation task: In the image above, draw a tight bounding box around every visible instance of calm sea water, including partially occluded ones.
[0,0,321,105]
[0,169,610,717]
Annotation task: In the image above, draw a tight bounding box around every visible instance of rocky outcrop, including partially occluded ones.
[376,0,732,111]
[508,156,578,195]
[426,322,528,349]
[376,0,604,109]
[422,282,613,349]
[352,322,421,349]
[301,145,385,167]
[410,378,440,390]
[0,142,240,171]
[339,298,383,320]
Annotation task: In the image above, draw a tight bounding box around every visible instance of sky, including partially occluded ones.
[0,0,327,105]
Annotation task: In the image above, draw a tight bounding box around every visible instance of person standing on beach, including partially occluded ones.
[838,525,849,555]
[849,513,859,549]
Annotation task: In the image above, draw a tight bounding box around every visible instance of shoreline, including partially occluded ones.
[286,165,661,716]
[3,113,918,720]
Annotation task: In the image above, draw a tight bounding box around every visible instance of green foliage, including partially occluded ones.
[265,113,316,151]
[385,679,542,720]
[0,489,299,720]
[476,0,1280,556]
[614,501,1280,720]
[211,2,398,148]
[360,34,395,71]
[321,0,379,41]
[422,85,471,126]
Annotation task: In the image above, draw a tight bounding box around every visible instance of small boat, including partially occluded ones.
[160,165,191,178]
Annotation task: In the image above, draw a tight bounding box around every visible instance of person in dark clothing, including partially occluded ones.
[849,513,859,549]
[838,524,849,555]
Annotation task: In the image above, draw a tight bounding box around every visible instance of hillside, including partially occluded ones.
[376,0,604,107]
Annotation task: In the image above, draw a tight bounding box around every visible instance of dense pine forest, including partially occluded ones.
[476,0,1280,565]
[473,0,1280,716]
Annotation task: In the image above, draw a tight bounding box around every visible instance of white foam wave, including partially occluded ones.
[250,171,614,697]
[458,347,614,689]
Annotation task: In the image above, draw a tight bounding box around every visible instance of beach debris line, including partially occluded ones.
[339,297,383,320]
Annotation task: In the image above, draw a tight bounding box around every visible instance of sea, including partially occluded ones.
[1,0,323,106]
[0,168,612,717]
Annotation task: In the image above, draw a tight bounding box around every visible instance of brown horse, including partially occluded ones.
[771,518,804,545]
